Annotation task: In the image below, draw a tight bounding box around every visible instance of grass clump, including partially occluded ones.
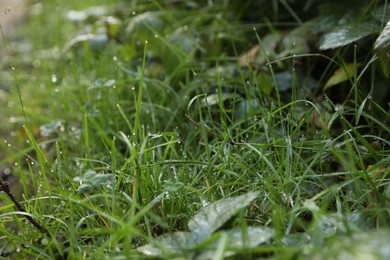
[0,0,389,259]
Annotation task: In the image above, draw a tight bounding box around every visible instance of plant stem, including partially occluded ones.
[0,180,50,236]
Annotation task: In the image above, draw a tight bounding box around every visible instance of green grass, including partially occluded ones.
[0,0,389,259]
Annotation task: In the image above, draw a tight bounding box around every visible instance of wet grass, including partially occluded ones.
[0,0,389,259]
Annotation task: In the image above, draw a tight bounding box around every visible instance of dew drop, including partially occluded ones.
[4,168,11,175]
[51,74,57,83]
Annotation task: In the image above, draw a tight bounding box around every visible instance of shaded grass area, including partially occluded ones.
[0,0,389,258]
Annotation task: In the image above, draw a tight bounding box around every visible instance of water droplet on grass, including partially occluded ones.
[3,168,11,175]
[32,60,41,68]
[51,74,57,83]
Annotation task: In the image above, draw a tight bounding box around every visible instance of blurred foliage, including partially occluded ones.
[62,0,390,105]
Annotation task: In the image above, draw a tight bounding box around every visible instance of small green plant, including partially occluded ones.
[138,191,275,259]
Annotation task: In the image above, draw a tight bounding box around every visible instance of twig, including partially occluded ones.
[0,180,50,236]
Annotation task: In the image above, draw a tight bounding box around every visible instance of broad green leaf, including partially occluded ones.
[104,16,121,39]
[316,213,374,237]
[281,233,311,247]
[374,20,390,50]
[374,20,390,77]
[233,98,261,120]
[168,27,198,54]
[91,78,116,89]
[62,33,108,54]
[274,71,293,92]
[163,181,184,192]
[201,93,238,107]
[278,34,310,58]
[137,231,194,256]
[257,72,272,96]
[73,169,113,193]
[76,184,92,193]
[87,34,109,52]
[188,191,260,242]
[273,70,318,93]
[39,120,64,137]
[195,227,275,260]
[125,12,165,43]
[324,63,360,90]
[137,192,263,257]
[320,22,377,50]
[308,229,390,259]
[373,4,390,24]
[89,173,113,186]
[66,6,107,23]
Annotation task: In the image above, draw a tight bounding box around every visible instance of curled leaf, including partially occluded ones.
[324,63,360,90]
